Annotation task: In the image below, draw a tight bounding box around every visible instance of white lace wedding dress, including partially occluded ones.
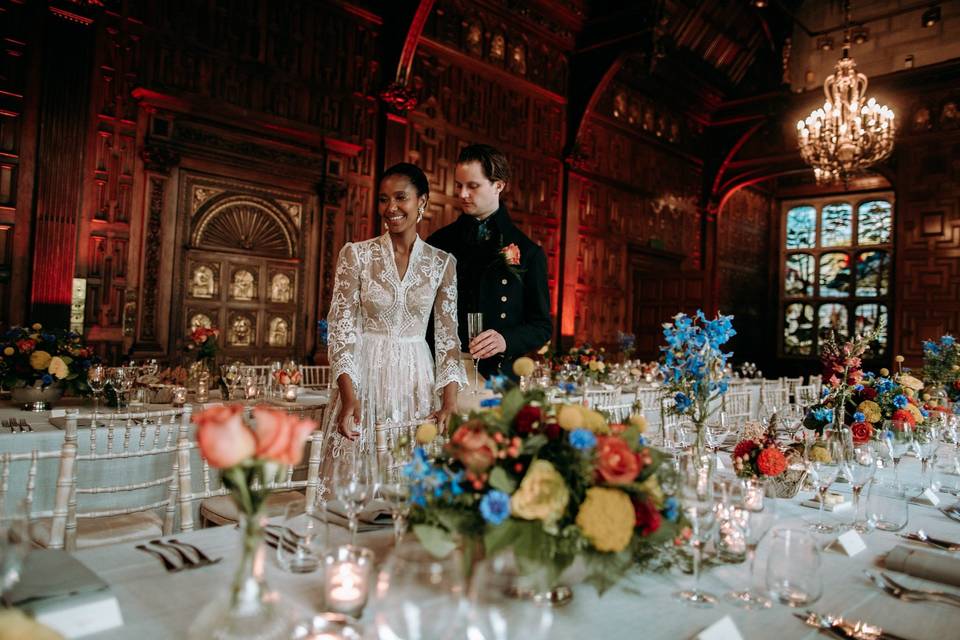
[319,233,466,494]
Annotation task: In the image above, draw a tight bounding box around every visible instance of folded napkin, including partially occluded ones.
[325,499,394,532]
[885,544,960,588]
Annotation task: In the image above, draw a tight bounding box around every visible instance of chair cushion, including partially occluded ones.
[32,511,164,549]
[199,490,305,527]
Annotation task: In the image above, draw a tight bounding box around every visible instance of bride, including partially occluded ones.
[321,162,466,475]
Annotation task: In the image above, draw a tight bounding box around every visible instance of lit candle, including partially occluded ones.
[323,546,373,618]
[283,385,298,402]
[171,386,187,407]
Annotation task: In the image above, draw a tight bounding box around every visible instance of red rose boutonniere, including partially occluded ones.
[494,242,526,281]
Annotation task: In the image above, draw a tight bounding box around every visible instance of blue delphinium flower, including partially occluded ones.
[663,496,680,522]
[876,378,895,394]
[854,384,864,392]
[41,373,53,386]
[892,394,908,409]
[920,408,929,418]
[821,387,830,398]
[637,435,647,447]
[923,340,940,355]
[853,411,866,423]
[569,428,597,451]
[479,397,501,408]
[479,490,511,525]
[812,407,833,423]
[674,392,692,412]
[942,335,956,348]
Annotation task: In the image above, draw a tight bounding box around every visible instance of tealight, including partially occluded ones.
[283,385,298,403]
[322,545,374,618]
[171,386,188,407]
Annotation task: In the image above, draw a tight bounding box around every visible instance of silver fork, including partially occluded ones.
[18,419,33,432]
[866,570,960,606]
[5,418,15,433]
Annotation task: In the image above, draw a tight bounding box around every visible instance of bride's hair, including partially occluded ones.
[381,162,429,197]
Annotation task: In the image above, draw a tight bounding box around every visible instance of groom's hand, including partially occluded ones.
[469,330,506,360]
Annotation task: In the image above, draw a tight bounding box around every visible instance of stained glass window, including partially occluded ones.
[784,303,814,355]
[858,201,891,245]
[855,250,890,296]
[785,253,814,296]
[781,193,892,358]
[818,252,851,297]
[820,203,852,247]
[785,206,816,249]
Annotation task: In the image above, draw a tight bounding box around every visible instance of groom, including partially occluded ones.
[428,144,552,380]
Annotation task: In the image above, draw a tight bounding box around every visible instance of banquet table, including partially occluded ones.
[61,457,960,640]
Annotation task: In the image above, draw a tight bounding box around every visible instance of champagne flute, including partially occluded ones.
[87,364,105,426]
[333,451,373,546]
[467,313,484,396]
[378,463,412,545]
[805,432,842,534]
[844,442,876,533]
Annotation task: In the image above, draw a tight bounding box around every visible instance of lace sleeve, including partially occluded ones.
[327,242,363,391]
[434,254,467,394]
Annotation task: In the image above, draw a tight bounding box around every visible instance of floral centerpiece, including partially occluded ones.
[552,344,609,384]
[406,387,686,596]
[0,324,95,397]
[843,367,928,444]
[659,311,736,454]
[731,435,789,479]
[923,335,960,404]
[189,404,316,637]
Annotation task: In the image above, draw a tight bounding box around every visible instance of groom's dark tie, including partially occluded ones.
[469,218,493,245]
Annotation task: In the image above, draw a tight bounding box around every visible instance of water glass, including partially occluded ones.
[764,528,822,607]
[333,452,375,545]
[866,472,910,532]
[465,551,553,640]
[275,502,327,574]
[374,541,465,640]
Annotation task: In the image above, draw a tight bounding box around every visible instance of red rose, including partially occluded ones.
[733,440,759,462]
[595,436,642,485]
[891,409,916,428]
[633,498,661,536]
[449,421,498,472]
[860,386,877,400]
[515,404,542,435]
[544,421,562,440]
[850,421,874,444]
[756,447,787,477]
[16,339,35,352]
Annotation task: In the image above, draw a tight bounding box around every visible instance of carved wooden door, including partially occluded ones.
[178,175,308,364]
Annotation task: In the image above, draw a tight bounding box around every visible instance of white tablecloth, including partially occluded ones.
[58,457,960,640]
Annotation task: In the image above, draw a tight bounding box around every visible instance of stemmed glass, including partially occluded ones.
[466,551,554,640]
[87,364,105,426]
[912,421,940,492]
[374,540,465,640]
[882,419,914,490]
[377,459,412,545]
[333,451,375,546]
[673,452,717,607]
[467,313,484,396]
[725,479,776,609]
[805,431,842,534]
[704,413,730,470]
[106,367,127,411]
[844,442,877,533]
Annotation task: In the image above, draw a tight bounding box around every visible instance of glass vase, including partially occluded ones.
[188,513,291,639]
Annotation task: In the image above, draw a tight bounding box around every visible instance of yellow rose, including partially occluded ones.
[879,368,890,377]
[596,361,606,372]
[899,374,923,391]
[513,356,535,377]
[31,323,42,331]
[905,403,923,424]
[3,346,13,356]
[628,413,648,433]
[510,460,570,528]
[557,404,583,431]
[415,422,438,444]
[588,360,600,371]
[582,408,610,434]
[857,400,881,424]
[30,350,52,370]
[48,356,69,380]
[576,487,635,553]
[809,444,831,463]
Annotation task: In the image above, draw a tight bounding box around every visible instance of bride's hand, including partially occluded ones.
[337,398,361,441]
[429,403,456,435]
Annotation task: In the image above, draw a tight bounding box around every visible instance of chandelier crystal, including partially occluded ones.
[796,5,895,185]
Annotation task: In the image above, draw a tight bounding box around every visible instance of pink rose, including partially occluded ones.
[449,421,497,472]
[595,436,642,485]
[194,405,255,468]
[502,243,521,266]
[252,406,317,466]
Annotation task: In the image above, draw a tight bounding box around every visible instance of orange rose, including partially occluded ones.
[194,404,255,468]
[595,436,642,485]
[449,421,497,472]
[502,243,521,266]
[252,406,316,466]
[851,421,874,444]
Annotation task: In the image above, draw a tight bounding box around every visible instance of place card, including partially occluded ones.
[697,615,744,640]
[833,530,867,557]
[910,488,941,507]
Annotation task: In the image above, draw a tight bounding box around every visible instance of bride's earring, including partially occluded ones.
[417,205,424,223]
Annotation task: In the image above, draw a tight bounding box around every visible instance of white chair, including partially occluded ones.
[760,385,790,411]
[182,405,326,529]
[807,374,822,389]
[634,388,664,428]
[36,408,192,551]
[0,443,72,550]
[240,364,272,385]
[374,418,423,481]
[301,365,331,389]
[584,387,620,411]
[783,376,804,402]
[722,390,752,425]
[795,384,820,407]
[598,401,634,424]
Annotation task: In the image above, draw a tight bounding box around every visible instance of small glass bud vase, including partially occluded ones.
[171,386,188,407]
[282,385,298,403]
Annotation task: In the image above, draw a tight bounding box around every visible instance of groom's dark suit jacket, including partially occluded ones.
[427,205,552,379]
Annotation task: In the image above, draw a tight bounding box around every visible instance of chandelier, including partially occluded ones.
[796,2,895,185]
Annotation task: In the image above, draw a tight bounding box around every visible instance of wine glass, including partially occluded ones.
[844,442,877,533]
[87,364,105,425]
[764,528,822,607]
[912,421,940,492]
[805,432,842,534]
[465,551,553,640]
[882,419,914,490]
[704,413,730,470]
[275,501,327,574]
[467,313,484,396]
[333,452,374,546]
[377,459,412,545]
[374,540,465,640]
[725,479,776,609]
[106,367,127,411]
[673,452,717,607]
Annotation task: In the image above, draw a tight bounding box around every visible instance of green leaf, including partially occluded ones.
[520,434,548,456]
[584,550,633,595]
[484,519,520,556]
[500,388,525,423]
[488,466,517,494]
[413,524,457,558]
